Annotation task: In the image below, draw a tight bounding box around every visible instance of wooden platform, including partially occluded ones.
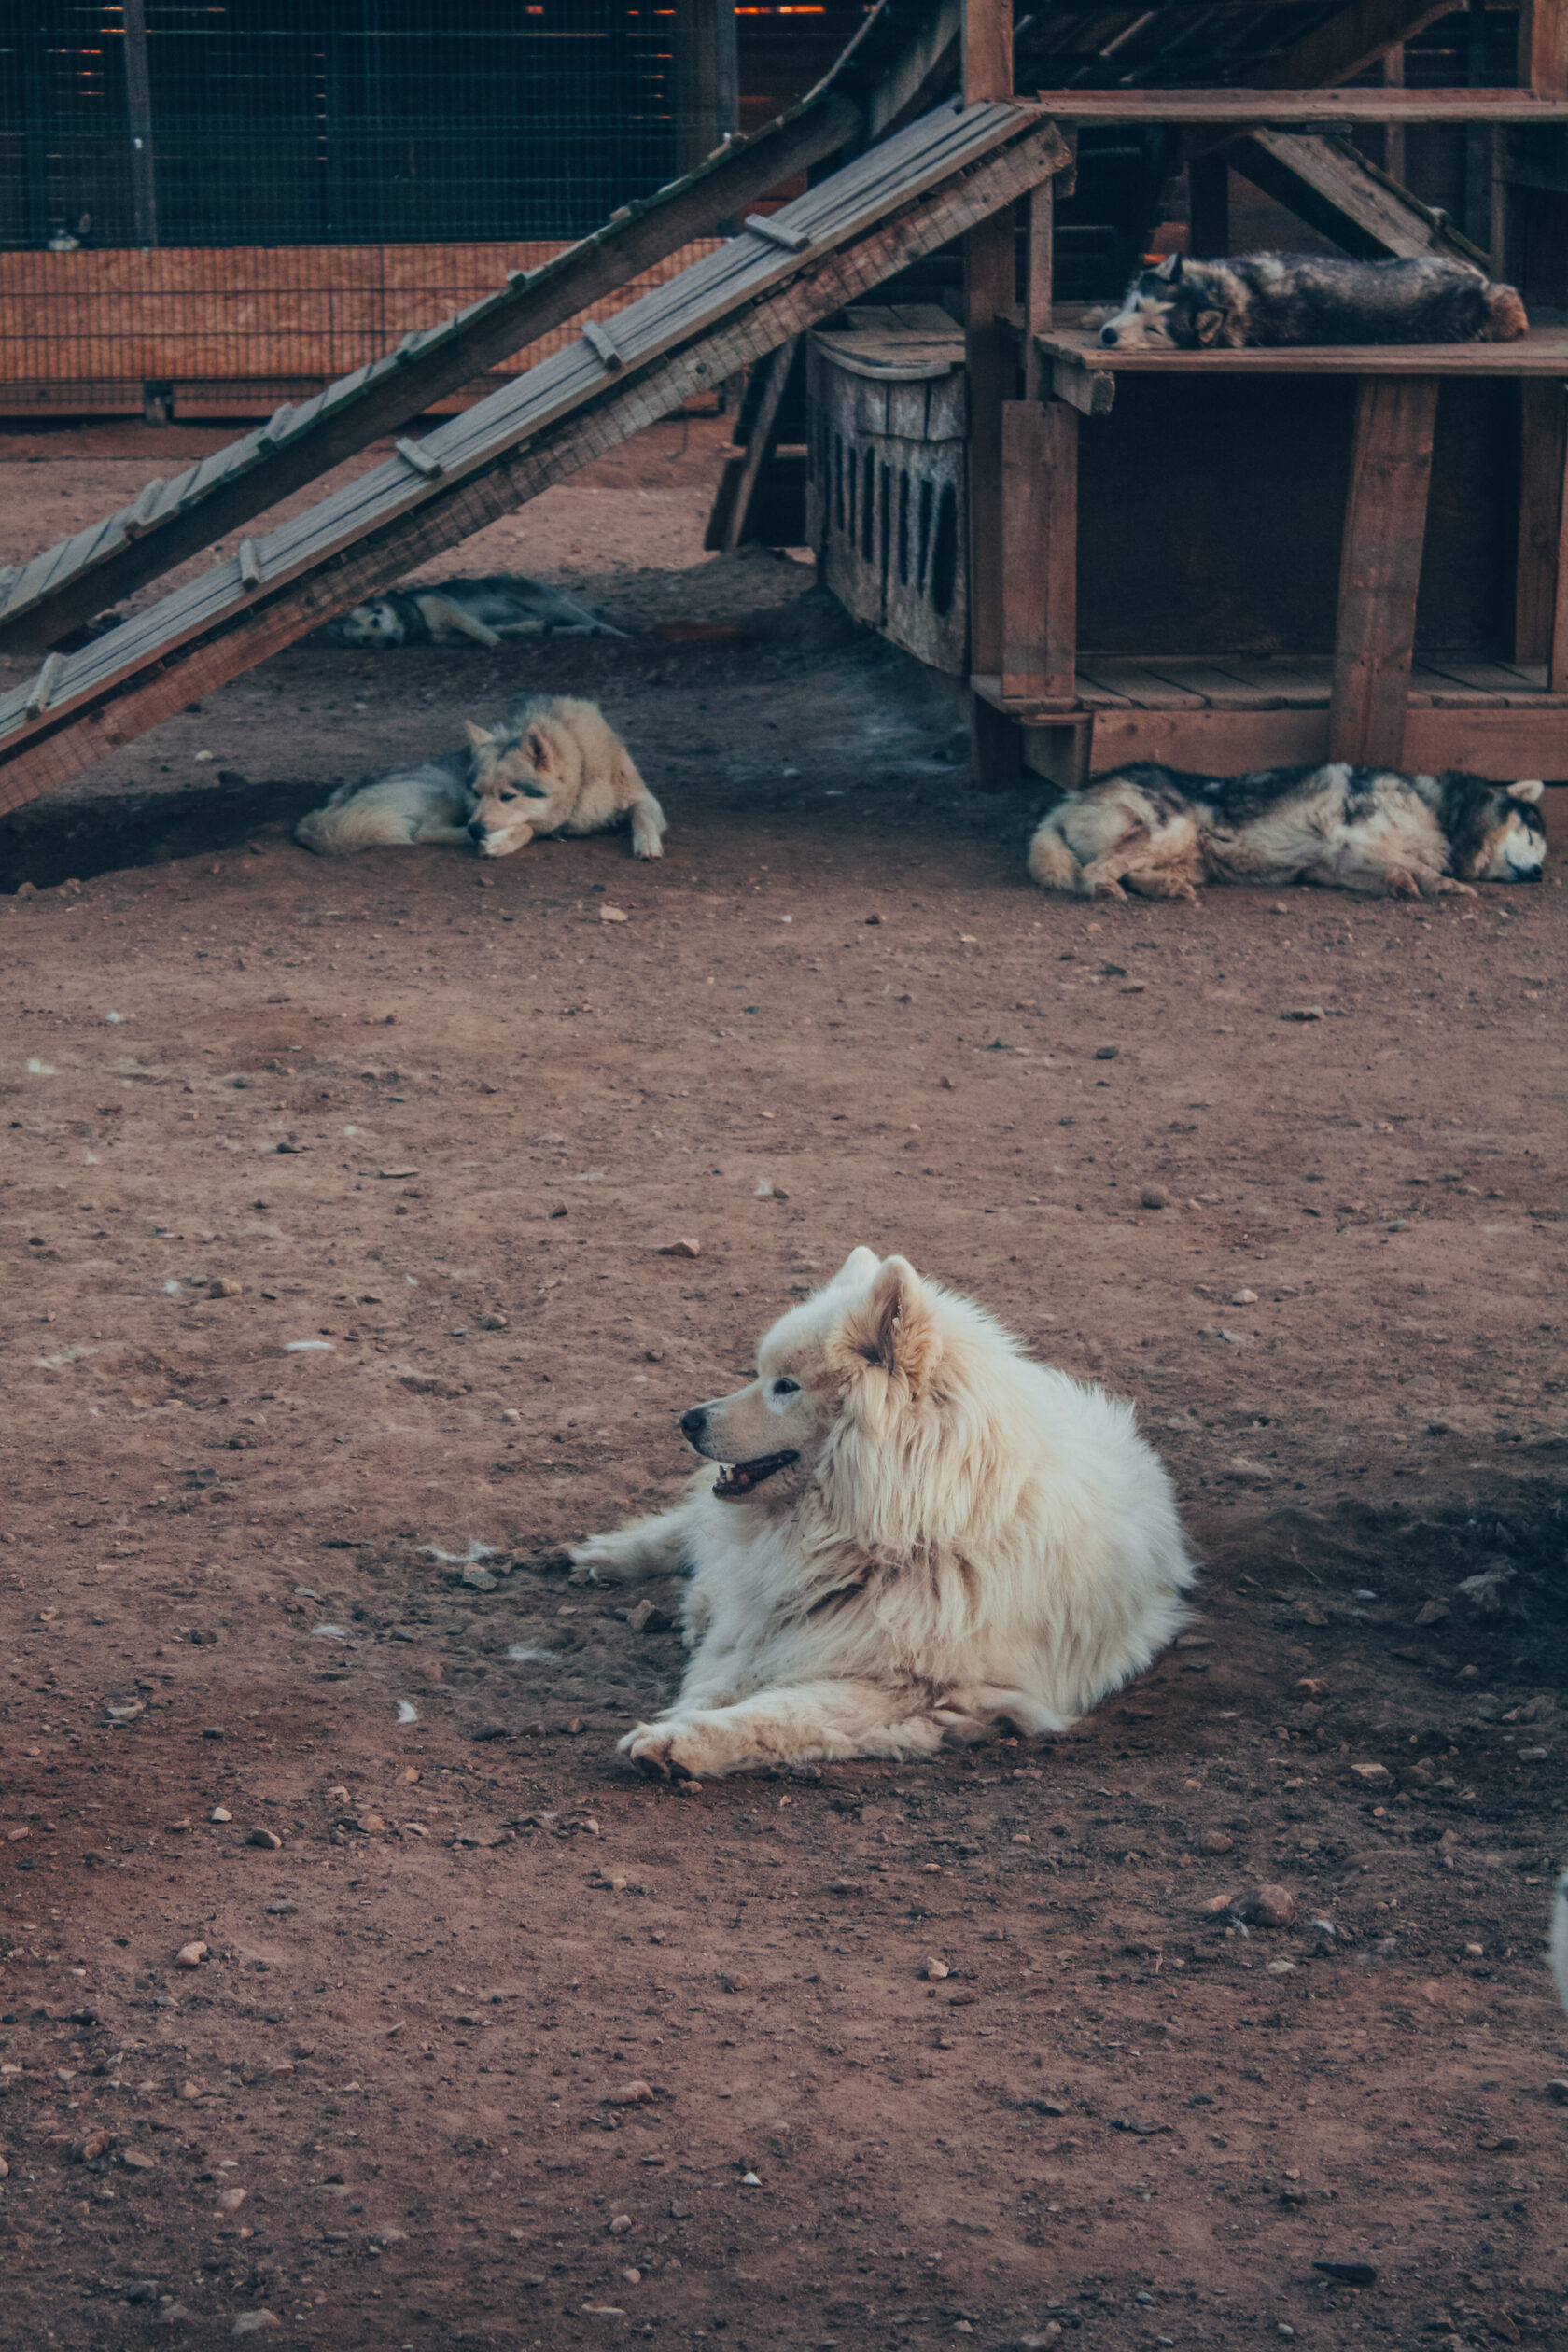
[0,99,1070,818]
[973,657,1568,784]
[1035,323,1568,415]
[1033,88,1568,124]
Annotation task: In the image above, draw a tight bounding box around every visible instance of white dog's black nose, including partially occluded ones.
[679,1407,707,1441]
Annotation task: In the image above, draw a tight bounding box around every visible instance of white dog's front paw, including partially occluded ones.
[630,836,664,860]
[619,1717,728,1780]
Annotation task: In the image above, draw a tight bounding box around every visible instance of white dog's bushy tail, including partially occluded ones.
[1027,814,1083,893]
[295,795,406,856]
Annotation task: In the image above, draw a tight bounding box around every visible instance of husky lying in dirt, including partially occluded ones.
[1098,251,1528,348]
[1028,762,1547,901]
[324,574,625,650]
[570,1248,1195,1779]
[294,695,665,860]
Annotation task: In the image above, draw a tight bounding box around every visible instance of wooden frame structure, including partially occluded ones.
[0,98,1069,819]
[952,1,1568,791]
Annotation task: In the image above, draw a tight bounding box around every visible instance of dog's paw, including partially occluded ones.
[1383,865,1421,899]
[619,1719,717,1780]
[631,836,664,860]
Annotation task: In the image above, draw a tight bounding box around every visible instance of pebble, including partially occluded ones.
[1281,1006,1325,1022]
[478,1312,509,1330]
[1547,2079,1568,2105]
[210,1807,232,1824]
[1231,1288,1258,1305]
[501,1408,522,1423]
[658,1238,701,1257]
[121,2149,155,2171]
[1310,2261,1376,2287]
[610,2079,655,2107]
[1140,1186,1168,1210]
[247,1829,283,1851]
[1350,1762,1390,1784]
[216,2186,247,2212]
[599,904,629,923]
[924,1957,950,1981]
[740,2172,763,2187]
[1240,1883,1295,1928]
[208,1277,244,1299]
[231,2315,281,2335]
[608,2212,634,2235]
[0,2156,7,2179]
[74,2128,112,2163]
[1094,1046,1117,1061]
[175,1941,208,1968]
[1199,1829,1233,1855]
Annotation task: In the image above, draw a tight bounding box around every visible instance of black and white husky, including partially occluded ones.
[324,574,625,650]
[1098,252,1529,349]
[294,695,665,860]
[1028,762,1547,900]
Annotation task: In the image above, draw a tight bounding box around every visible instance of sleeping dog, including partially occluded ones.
[1028,762,1547,900]
[1099,252,1529,349]
[324,574,625,650]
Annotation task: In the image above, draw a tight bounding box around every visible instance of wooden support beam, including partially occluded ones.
[1328,374,1439,767]
[1225,130,1479,261]
[1521,0,1568,95]
[1023,177,1053,397]
[962,0,1016,729]
[999,400,1077,703]
[121,0,159,248]
[1244,0,1456,92]
[720,337,801,552]
[961,0,1011,106]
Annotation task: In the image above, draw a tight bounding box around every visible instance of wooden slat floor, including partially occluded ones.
[1006,654,1568,713]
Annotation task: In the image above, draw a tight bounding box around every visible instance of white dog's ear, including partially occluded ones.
[844,1254,940,1393]
[465,721,496,752]
[831,1245,879,1289]
[525,722,561,777]
[1509,778,1545,803]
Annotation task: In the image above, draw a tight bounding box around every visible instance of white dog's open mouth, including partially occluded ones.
[712,1449,799,1500]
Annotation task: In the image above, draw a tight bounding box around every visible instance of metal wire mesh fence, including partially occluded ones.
[0,1,859,415]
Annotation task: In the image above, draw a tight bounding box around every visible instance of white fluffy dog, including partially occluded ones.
[571,1249,1196,1779]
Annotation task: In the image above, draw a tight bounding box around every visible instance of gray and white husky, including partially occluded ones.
[324,574,626,650]
[1098,251,1529,349]
[1028,762,1547,900]
[294,694,665,861]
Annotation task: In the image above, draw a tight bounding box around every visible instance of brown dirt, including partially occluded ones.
[2,419,1567,2352]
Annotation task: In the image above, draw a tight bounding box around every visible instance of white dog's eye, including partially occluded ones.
[771,1377,800,1397]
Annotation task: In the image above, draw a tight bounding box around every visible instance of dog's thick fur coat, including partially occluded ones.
[571,1250,1196,1778]
[294,695,665,860]
[1027,763,1547,901]
[1098,250,1528,349]
[324,573,623,649]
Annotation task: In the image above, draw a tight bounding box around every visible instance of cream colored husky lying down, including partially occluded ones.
[571,1249,1196,1779]
[295,695,664,860]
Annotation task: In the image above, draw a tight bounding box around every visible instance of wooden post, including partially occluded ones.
[963,0,1015,780]
[1188,154,1230,257]
[1328,374,1439,768]
[122,0,159,249]
[1465,0,1493,254]
[1547,441,1568,691]
[674,0,738,180]
[1382,44,1407,187]
[999,399,1077,703]
[719,336,800,552]
[1516,379,1568,667]
[1023,177,1053,399]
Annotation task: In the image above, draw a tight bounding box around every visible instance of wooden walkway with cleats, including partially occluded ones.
[0,98,1068,819]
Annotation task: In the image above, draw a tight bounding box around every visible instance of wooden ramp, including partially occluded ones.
[0,100,1067,818]
[0,0,963,660]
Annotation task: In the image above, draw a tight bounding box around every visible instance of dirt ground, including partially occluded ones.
[2,414,1567,2352]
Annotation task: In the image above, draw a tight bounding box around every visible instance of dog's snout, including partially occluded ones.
[1099,323,1120,347]
[467,819,486,841]
[679,1406,707,1442]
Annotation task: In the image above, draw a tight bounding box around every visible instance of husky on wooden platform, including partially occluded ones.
[1027,762,1547,901]
[295,695,665,861]
[1097,252,1529,349]
[324,574,625,650]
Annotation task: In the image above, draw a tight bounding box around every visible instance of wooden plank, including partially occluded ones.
[1521,0,1568,96]
[1022,176,1053,398]
[961,0,1015,758]
[1328,374,1439,765]
[1422,654,1564,699]
[1134,658,1286,709]
[1407,662,1490,705]
[1033,91,1568,125]
[1077,659,1209,708]
[1048,357,1115,414]
[1190,655,1333,707]
[1245,1,1459,92]
[1086,707,1331,770]
[720,335,801,551]
[1036,328,1568,376]
[745,213,811,254]
[1516,379,1568,668]
[0,109,1066,808]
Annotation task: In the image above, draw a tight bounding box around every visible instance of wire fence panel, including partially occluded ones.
[0,0,797,413]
